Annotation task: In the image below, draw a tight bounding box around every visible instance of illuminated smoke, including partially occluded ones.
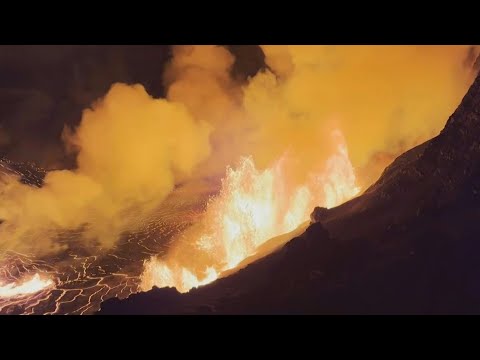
[0,45,478,268]
[0,83,211,254]
[255,45,479,182]
[164,45,249,178]
[164,45,479,189]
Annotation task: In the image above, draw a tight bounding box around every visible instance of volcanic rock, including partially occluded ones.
[310,206,329,224]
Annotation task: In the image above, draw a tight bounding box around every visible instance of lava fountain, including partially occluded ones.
[141,130,360,293]
[0,273,54,298]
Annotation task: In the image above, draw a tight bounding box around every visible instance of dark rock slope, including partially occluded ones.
[99,72,480,315]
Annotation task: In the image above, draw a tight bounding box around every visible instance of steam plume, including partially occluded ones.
[252,45,479,187]
[0,83,211,254]
[1,45,478,256]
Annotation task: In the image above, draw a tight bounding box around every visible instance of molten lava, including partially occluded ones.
[141,130,360,293]
[0,273,54,298]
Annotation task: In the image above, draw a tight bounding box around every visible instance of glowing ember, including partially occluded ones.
[141,130,361,293]
[0,273,54,299]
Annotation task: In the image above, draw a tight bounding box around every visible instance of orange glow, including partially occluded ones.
[1,46,476,258]
[141,130,360,293]
[0,273,54,298]
[0,45,478,315]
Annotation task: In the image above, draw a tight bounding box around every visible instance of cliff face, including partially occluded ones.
[99,73,480,315]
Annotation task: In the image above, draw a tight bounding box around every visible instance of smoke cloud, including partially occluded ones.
[0,45,478,255]
[0,83,211,254]
[164,45,479,190]
[244,45,479,187]
[164,45,249,178]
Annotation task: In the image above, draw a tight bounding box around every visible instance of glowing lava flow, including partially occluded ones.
[0,273,54,298]
[141,130,361,293]
[0,177,207,315]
